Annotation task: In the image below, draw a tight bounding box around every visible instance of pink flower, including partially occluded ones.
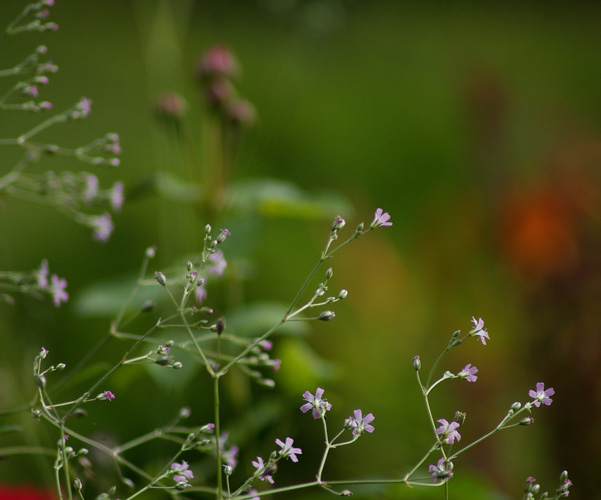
[50,274,68,307]
[345,409,375,436]
[470,316,490,345]
[171,460,193,484]
[529,382,555,407]
[276,437,302,462]
[300,388,332,419]
[458,363,478,382]
[435,419,461,444]
[91,213,113,242]
[370,208,392,228]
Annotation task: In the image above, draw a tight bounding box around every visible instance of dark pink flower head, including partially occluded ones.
[435,419,461,444]
[370,208,392,228]
[300,388,332,419]
[197,46,239,80]
[103,390,115,401]
[529,382,555,407]
[276,437,302,462]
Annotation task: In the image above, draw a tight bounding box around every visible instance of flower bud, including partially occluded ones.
[325,268,333,280]
[187,261,194,272]
[318,311,336,321]
[35,374,46,389]
[520,417,534,425]
[145,246,156,258]
[196,46,239,81]
[353,223,364,238]
[73,478,82,491]
[55,363,66,371]
[341,490,353,497]
[511,401,522,411]
[560,470,569,483]
[223,465,234,476]
[154,271,167,286]
[332,216,346,231]
[412,355,421,371]
[454,411,466,426]
[204,224,212,234]
[173,362,183,369]
[215,229,231,245]
[338,289,348,299]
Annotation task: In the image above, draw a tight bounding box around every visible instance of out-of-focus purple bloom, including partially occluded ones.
[435,419,461,444]
[110,181,124,212]
[91,212,113,242]
[470,316,490,345]
[370,208,392,228]
[300,388,332,419]
[37,259,49,288]
[209,250,227,276]
[102,390,115,401]
[248,490,259,500]
[529,382,555,407]
[75,97,92,118]
[260,340,272,351]
[222,445,239,469]
[252,456,274,484]
[171,460,194,484]
[458,363,478,382]
[50,274,68,306]
[276,437,302,462]
[82,174,99,202]
[195,281,207,304]
[345,409,375,436]
[429,458,453,483]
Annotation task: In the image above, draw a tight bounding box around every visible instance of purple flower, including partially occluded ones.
[332,215,346,231]
[110,181,124,212]
[276,437,302,463]
[469,316,490,345]
[248,490,259,500]
[300,388,332,419]
[370,208,392,228]
[435,419,461,444]
[37,259,49,289]
[458,363,478,382]
[252,456,274,484]
[50,274,68,307]
[529,382,555,407]
[75,97,92,118]
[102,390,115,401]
[171,460,194,484]
[91,212,114,242]
[222,445,239,469]
[209,250,227,276]
[82,174,99,202]
[345,409,375,436]
[429,458,453,483]
[195,281,207,304]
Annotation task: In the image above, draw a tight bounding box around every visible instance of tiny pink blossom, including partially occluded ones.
[345,409,375,436]
[252,456,274,484]
[529,382,555,407]
[110,181,124,212]
[370,208,392,228]
[458,363,478,382]
[435,419,461,444]
[91,213,113,242]
[470,316,490,345]
[276,437,302,462]
[50,274,68,306]
[300,388,332,419]
[171,460,193,484]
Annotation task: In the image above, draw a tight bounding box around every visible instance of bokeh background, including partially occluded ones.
[2,1,601,499]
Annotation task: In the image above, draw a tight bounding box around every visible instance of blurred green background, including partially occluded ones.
[2,1,601,499]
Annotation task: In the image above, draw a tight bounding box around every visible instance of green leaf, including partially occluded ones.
[229,178,352,219]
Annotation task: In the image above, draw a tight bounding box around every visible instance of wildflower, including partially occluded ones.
[252,456,274,484]
[73,97,92,118]
[209,250,227,276]
[82,174,99,202]
[110,181,124,212]
[435,419,461,444]
[197,46,239,80]
[276,437,302,463]
[215,228,231,245]
[248,490,259,500]
[300,388,332,419]
[429,458,453,483]
[195,281,207,304]
[370,208,392,228]
[412,355,421,371]
[101,390,115,401]
[345,409,375,436]
[49,274,68,306]
[458,363,478,382]
[529,382,555,407]
[37,259,49,288]
[171,460,194,484]
[469,316,490,345]
[91,212,113,242]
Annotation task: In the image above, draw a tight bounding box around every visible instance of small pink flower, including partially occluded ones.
[50,274,68,306]
[458,363,478,382]
[370,208,392,228]
[435,419,461,444]
[529,382,555,407]
[276,437,302,462]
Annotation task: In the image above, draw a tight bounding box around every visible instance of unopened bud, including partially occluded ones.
[187,261,194,272]
[35,374,46,389]
[172,362,183,369]
[73,478,82,491]
[332,216,346,231]
[145,246,156,259]
[341,490,353,497]
[353,222,364,238]
[338,289,348,299]
[223,465,234,476]
[318,311,336,321]
[325,268,333,280]
[212,317,226,336]
[412,355,421,371]
[520,417,534,426]
[154,271,167,286]
[454,411,466,426]
[215,228,231,245]
[511,401,522,411]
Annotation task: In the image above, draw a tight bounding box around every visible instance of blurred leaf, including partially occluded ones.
[155,171,202,202]
[227,301,310,338]
[229,178,352,219]
[144,349,200,391]
[276,338,340,396]
[55,361,113,394]
[74,275,163,317]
